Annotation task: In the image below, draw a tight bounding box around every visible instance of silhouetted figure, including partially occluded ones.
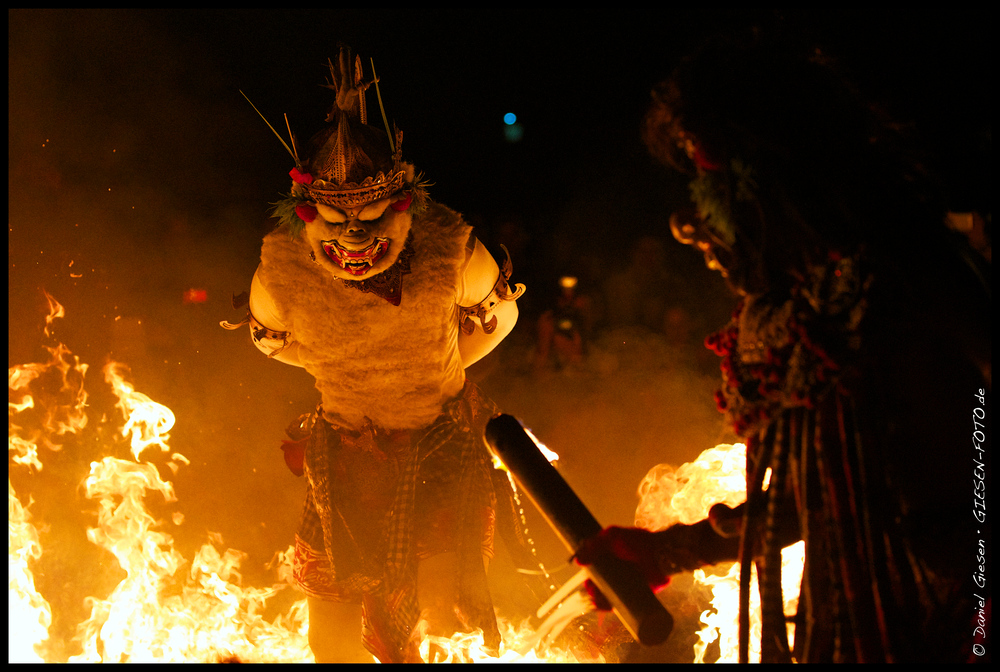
[577,30,990,663]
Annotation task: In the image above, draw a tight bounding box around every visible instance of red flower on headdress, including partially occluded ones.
[693,143,723,171]
[295,203,318,223]
[289,167,313,184]
[390,191,412,212]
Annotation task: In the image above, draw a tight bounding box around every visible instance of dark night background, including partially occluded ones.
[8,9,990,661]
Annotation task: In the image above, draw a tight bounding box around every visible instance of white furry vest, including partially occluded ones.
[258,202,470,431]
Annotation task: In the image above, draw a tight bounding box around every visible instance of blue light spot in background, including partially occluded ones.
[503,112,523,142]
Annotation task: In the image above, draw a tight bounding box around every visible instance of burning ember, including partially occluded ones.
[8,294,312,663]
[635,443,805,663]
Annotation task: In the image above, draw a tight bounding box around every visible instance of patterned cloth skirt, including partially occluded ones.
[289,380,505,662]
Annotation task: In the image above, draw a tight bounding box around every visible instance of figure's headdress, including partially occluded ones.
[298,48,406,209]
[244,47,414,235]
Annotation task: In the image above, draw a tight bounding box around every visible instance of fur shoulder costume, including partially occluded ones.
[257,201,471,432]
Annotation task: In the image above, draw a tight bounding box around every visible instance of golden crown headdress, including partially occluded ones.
[299,48,405,209]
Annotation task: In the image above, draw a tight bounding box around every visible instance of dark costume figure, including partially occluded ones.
[223,49,532,662]
[577,34,990,663]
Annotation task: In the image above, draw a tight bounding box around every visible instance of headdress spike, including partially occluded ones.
[370,58,395,156]
[355,54,367,126]
[284,113,300,165]
[240,89,298,165]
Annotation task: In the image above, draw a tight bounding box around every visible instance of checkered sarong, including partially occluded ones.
[292,381,504,662]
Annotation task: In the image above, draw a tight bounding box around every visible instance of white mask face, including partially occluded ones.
[305,198,412,280]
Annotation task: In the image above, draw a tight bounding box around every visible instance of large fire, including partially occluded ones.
[7,295,594,664]
[9,294,797,663]
[8,294,312,663]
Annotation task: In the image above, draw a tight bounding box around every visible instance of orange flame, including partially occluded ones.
[9,341,89,459]
[635,443,748,531]
[8,295,312,663]
[42,289,66,339]
[9,293,82,661]
[9,479,53,662]
[634,443,805,663]
[103,362,175,462]
[417,597,605,664]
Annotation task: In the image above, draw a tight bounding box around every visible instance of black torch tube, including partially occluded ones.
[484,414,674,646]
